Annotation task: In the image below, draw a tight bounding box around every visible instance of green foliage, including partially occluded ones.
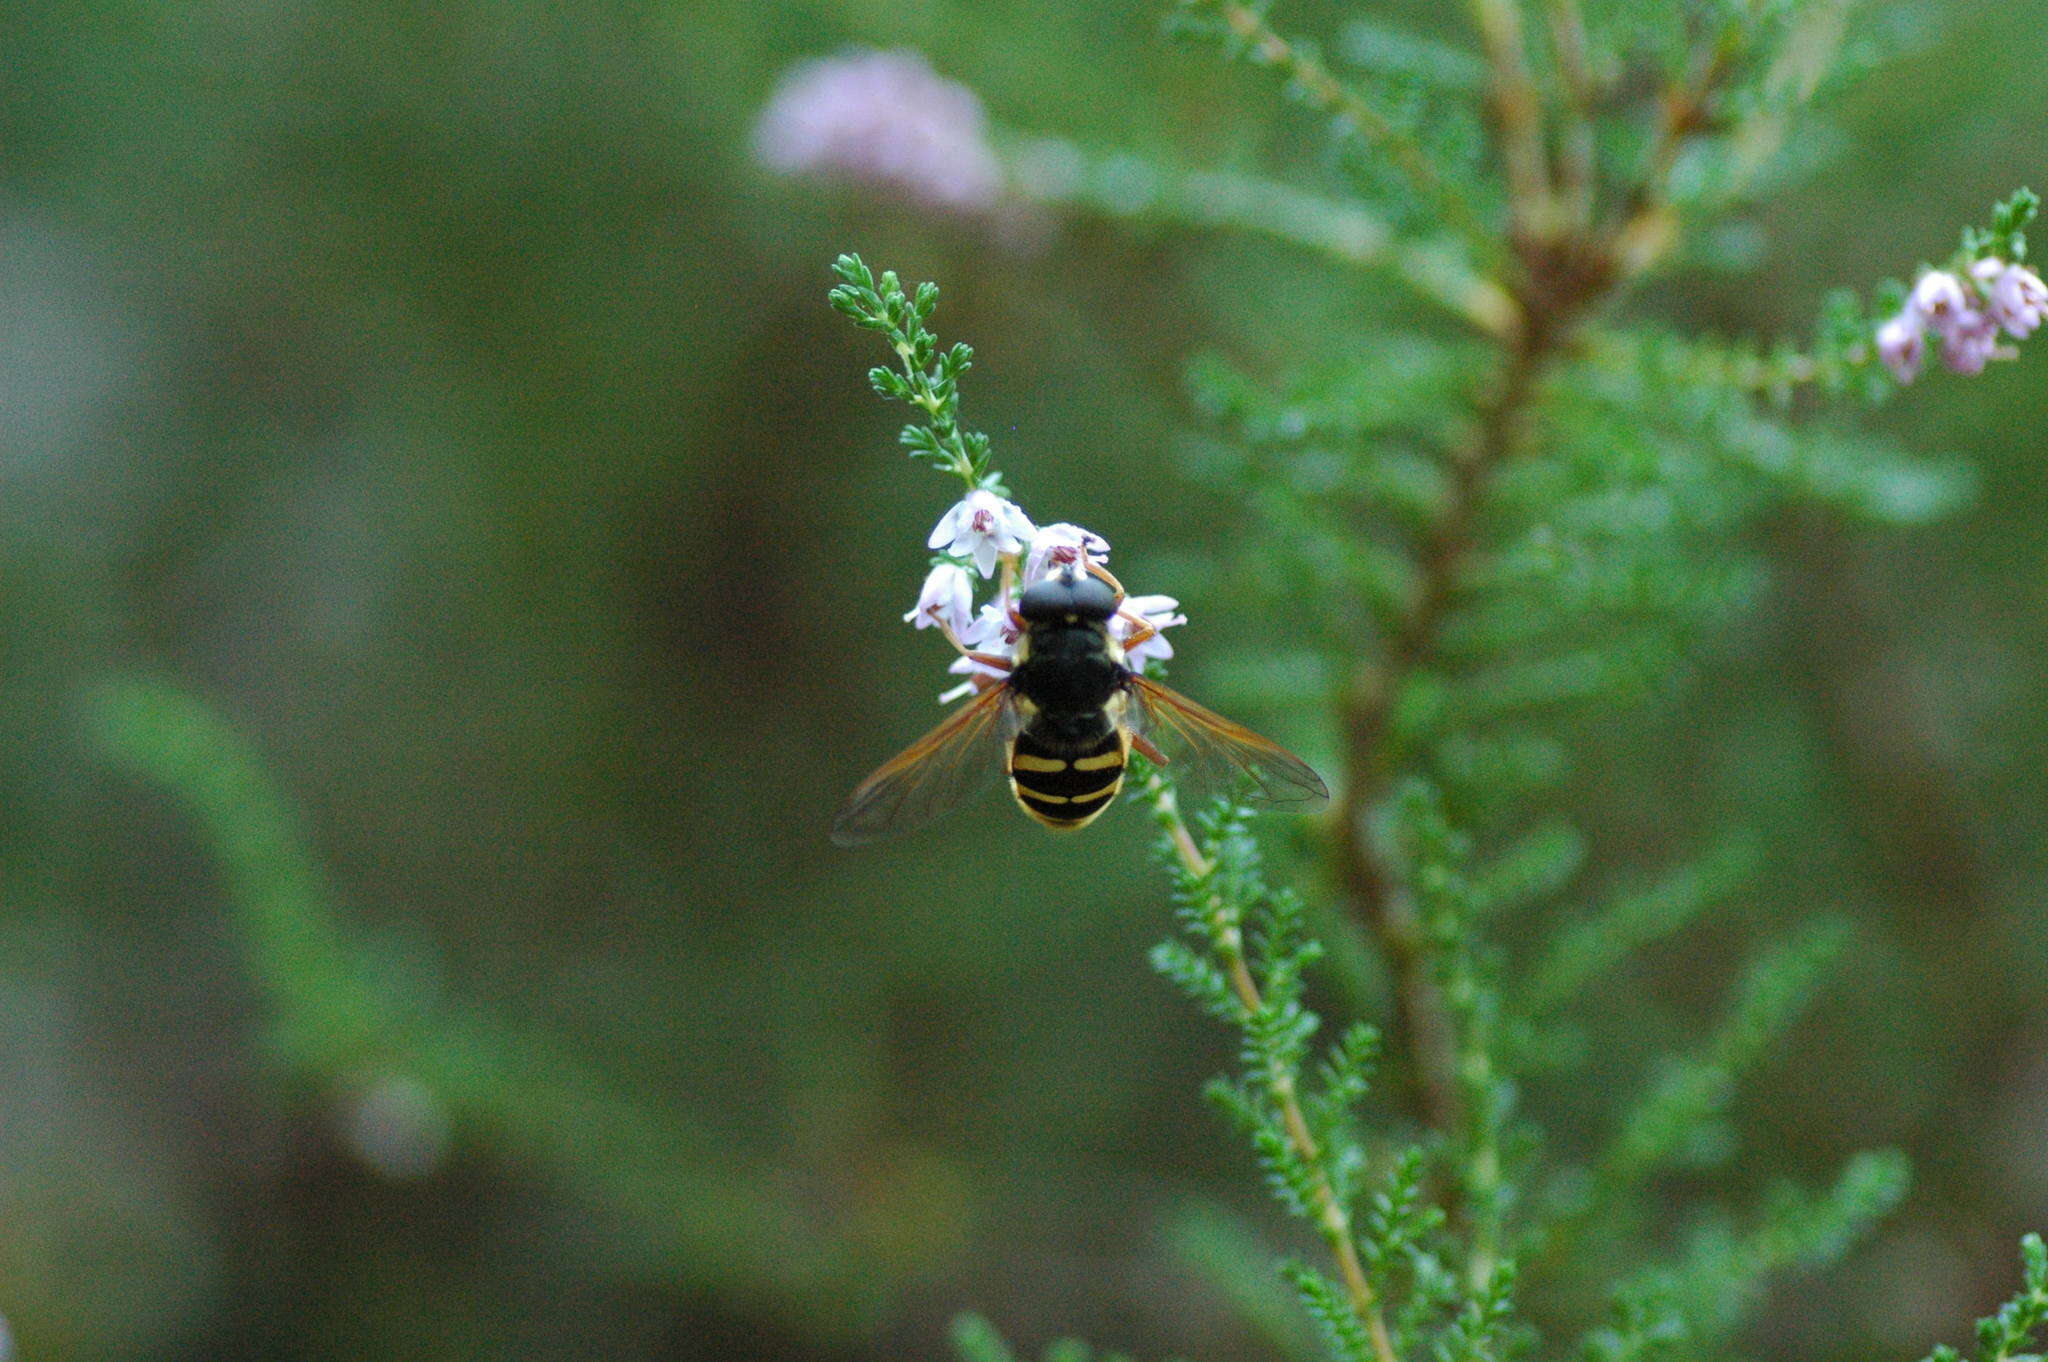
[86,678,895,1322]
[1168,1203,1331,1362]
[1597,921,1849,1189]
[1284,1259,1384,1362]
[1964,187,2041,266]
[1919,1233,2048,1362]
[1522,836,1761,1019]
[950,1312,1163,1362]
[84,678,380,1071]
[952,1314,1023,1362]
[1138,778,1523,1362]
[1591,1150,1911,1354]
[1336,18,1486,93]
[1163,0,1493,246]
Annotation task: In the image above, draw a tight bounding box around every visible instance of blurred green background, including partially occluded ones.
[4,1,2048,1358]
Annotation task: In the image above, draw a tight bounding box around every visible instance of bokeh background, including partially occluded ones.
[5,1,2048,1358]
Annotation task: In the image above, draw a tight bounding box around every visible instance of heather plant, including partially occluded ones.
[783,4,2048,1360]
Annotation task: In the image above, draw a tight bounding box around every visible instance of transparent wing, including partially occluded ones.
[1125,675,1329,809]
[831,684,1019,846]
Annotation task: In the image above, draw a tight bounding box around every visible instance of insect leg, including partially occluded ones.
[1131,731,1169,764]
[1086,560,1130,608]
[938,622,1014,672]
[1114,609,1158,652]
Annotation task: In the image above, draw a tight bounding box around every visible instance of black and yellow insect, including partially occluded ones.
[832,566,1328,845]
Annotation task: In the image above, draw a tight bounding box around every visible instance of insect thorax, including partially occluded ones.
[1010,620,1125,750]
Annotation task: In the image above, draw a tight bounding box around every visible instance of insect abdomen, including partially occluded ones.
[1008,724,1127,831]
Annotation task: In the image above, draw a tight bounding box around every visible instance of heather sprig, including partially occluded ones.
[1139,776,1406,1362]
[829,252,999,495]
[1872,188,2045,383]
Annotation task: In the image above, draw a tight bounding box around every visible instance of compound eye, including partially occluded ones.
[1070,576,1117,619]
[1016,579,1067,621]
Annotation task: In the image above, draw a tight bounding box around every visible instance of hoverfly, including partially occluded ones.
[832,562,1328,845]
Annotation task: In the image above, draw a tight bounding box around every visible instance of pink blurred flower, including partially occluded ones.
[753,49,1003,212]
[1976,258,2048,340]
[1938,308,2000,375]
[1875,313,1924,384]
[1910,270,1969,333]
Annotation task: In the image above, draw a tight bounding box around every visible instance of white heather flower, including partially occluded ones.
[1875,313,1925,384]
[928,490,1035,577]
[942,650,1005,691]
[1985,261,2048,339]
[1112,594,1187,670]
[1938,308,2000,375]
[936,598,1019,702]
[961,595,1022,655]
[1022,522,1110,582]
[903,561,974,635]
[752,48,1003,212]
[1909,270,1969,334]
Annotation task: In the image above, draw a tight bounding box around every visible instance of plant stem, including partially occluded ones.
[1336,316,1552,1133]
[1610,0,1848,284]
[1149,773,1404,1362]
[1610,16,1745,280]
[1468,0,1551,239]
[1541,0,1598,230]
